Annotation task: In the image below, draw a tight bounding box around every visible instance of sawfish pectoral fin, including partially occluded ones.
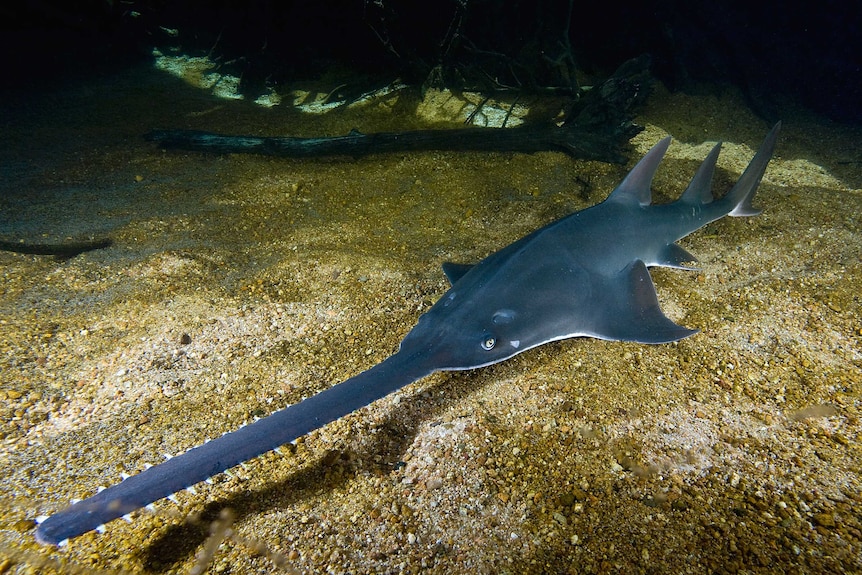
[588,260,697,344]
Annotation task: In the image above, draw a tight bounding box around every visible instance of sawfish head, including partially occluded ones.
[396,276,548,372]
[397,254,694,373]
[396,296,539,373]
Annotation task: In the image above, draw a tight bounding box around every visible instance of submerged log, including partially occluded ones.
[148,56,652,164]
[0,237,112,259]
[148,122,634,163]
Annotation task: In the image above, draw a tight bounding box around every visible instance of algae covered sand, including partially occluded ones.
[0,67,860,574]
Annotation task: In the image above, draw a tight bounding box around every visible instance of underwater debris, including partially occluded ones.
[0,238,112,259]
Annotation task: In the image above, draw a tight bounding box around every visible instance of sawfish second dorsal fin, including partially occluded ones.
[679,142,721,205]
[607,136,672,206]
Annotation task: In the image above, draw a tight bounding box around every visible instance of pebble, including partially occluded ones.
[426,476,443,490]
[553,512,567,526]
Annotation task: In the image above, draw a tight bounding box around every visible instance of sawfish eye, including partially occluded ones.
[481,336,496,350]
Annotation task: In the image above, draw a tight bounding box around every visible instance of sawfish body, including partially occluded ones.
[36,123,780,545]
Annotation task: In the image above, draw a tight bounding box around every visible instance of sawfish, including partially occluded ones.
[35,123,780,545]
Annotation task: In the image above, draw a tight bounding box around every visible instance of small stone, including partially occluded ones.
[559,493,575,507]
[11,519,34,532]
[552,512,567,526]
[426,477,443,490]
[180,333,192,345]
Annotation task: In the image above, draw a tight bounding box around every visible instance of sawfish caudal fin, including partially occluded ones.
[35,351,435,545]
[588,260,697,343]
[726,122,781,216]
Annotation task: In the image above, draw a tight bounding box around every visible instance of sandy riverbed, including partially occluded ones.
[0,65,860,574]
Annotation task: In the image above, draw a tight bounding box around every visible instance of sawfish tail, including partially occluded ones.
[35,350,435,545]
[725,122,781,217]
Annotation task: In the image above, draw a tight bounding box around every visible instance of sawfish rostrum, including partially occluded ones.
[36,123,780,545]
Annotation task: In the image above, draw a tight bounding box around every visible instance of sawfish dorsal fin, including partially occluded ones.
[679,142,721,205]
[589,260,697,343]
[607,136,672,206]
[442,262,474,284]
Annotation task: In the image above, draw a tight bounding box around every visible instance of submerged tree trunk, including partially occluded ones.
[0,238,112,259]
[148,122,631,163]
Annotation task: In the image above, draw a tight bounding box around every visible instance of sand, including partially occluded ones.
[0,65,860,574]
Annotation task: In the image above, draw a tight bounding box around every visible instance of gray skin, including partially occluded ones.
[35,123,779,546]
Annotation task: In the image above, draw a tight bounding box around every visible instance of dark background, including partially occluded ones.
[1,0,860,123]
